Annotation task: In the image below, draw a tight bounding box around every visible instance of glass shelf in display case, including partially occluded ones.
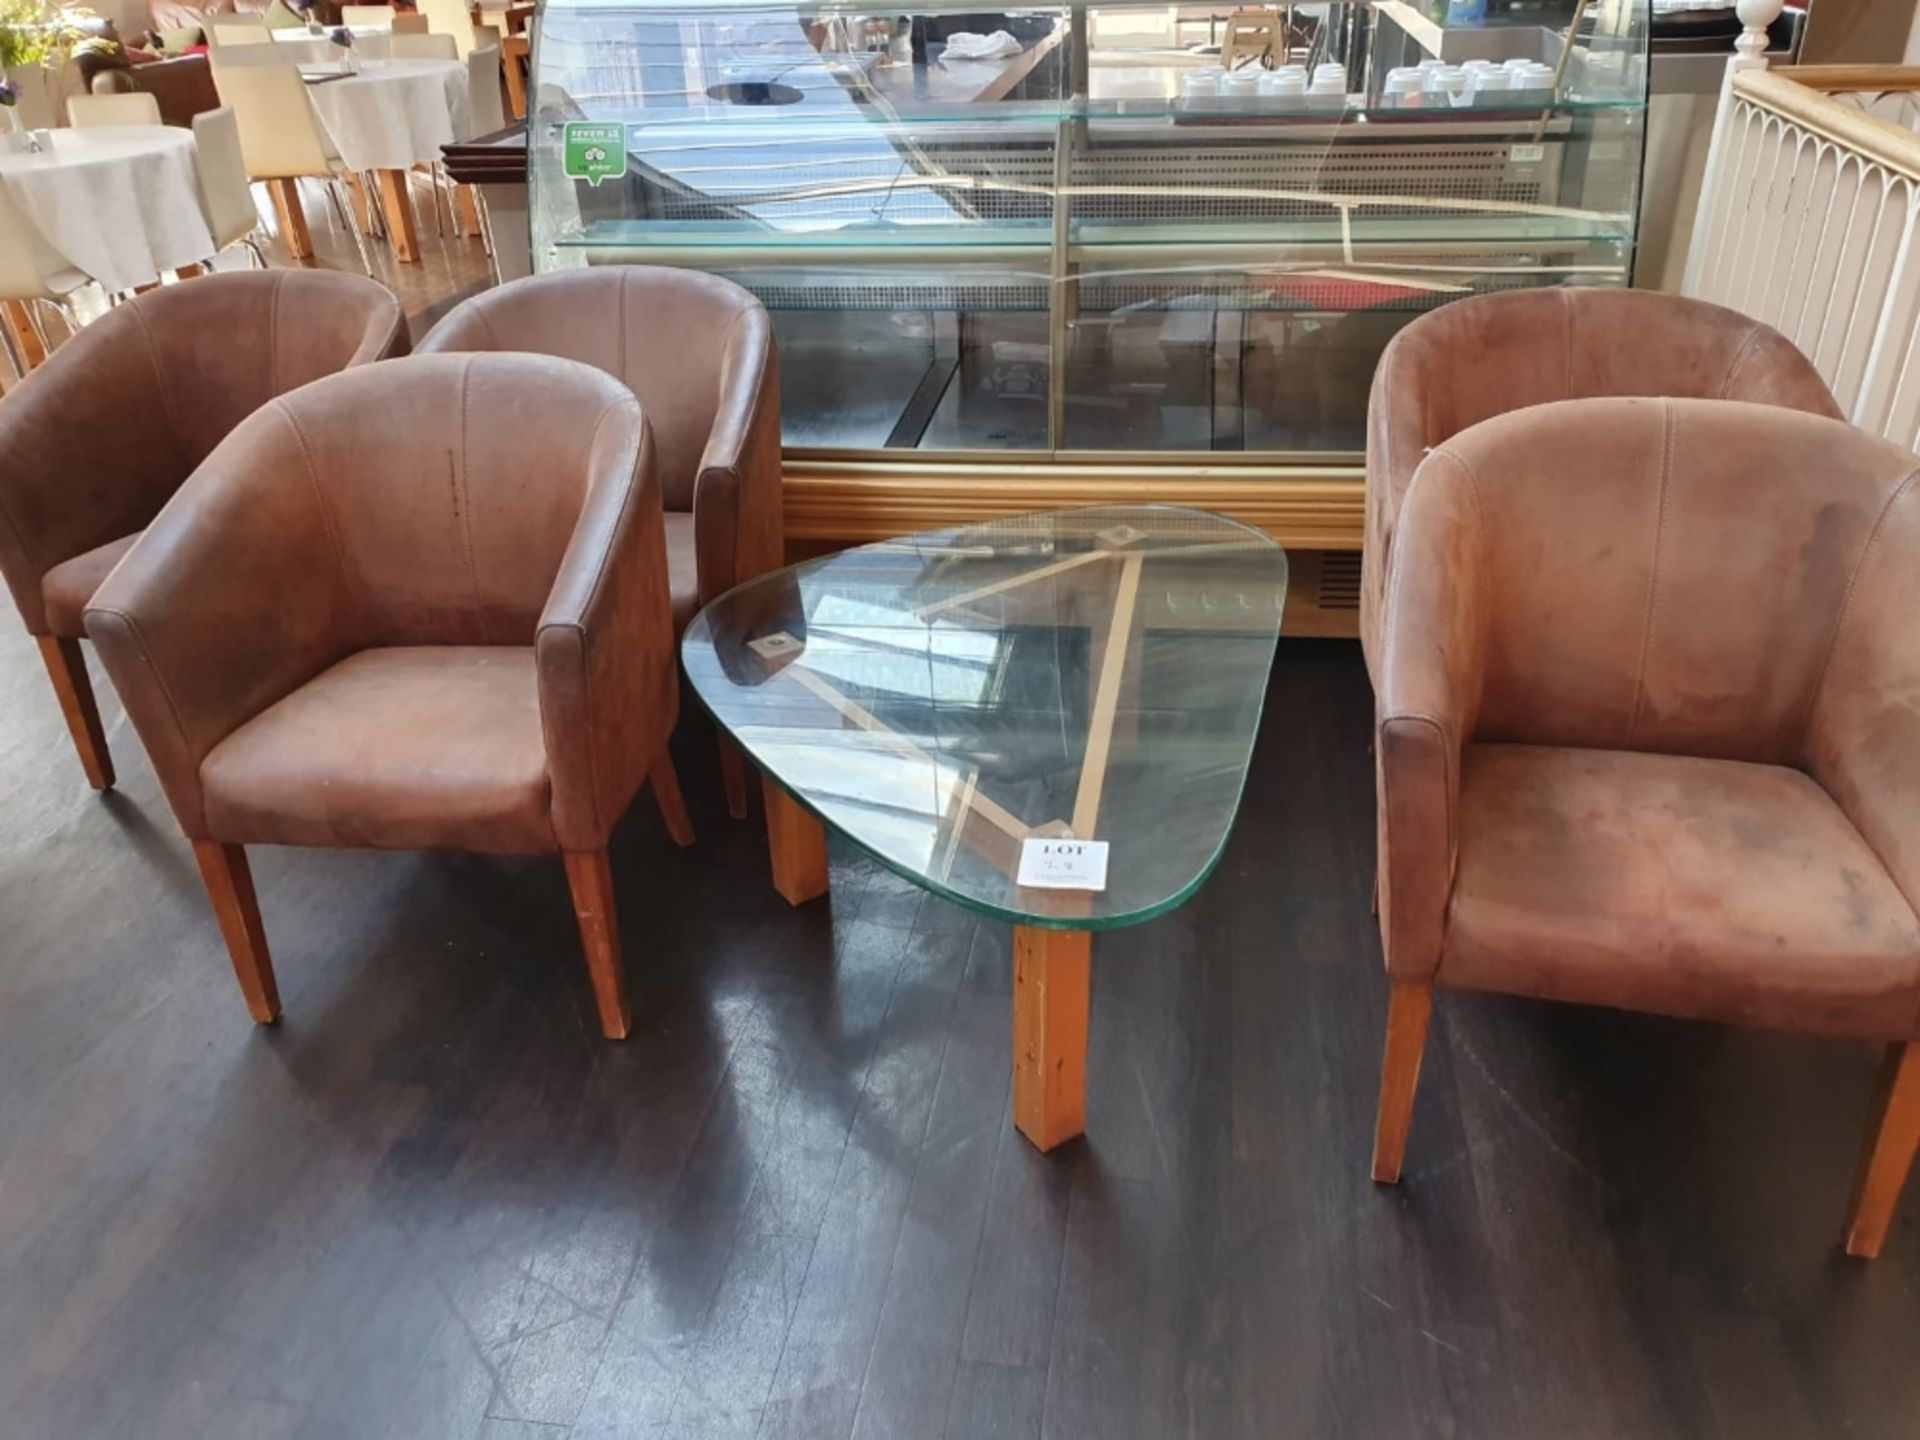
[528,0,1651,459]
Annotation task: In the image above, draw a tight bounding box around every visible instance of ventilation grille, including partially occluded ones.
[1316,551,1363,611]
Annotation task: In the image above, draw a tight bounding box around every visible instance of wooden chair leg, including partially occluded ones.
[649,753,695,848]
[717,733,750,822]
[1372,979,1434,1184]
[563,848,630,1040]
[191,840,280,1024]
[266,177,313,260]
[37,636,114,791]
[1846,1042,1920,1258]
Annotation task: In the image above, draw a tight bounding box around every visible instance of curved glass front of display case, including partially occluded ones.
[528,0,1650,458]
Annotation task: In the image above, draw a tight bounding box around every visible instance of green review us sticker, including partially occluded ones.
[563,123,627,186]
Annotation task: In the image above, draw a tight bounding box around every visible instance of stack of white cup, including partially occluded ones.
[1180,65,1224,109]
[1263,64,1309,105]
[1380,66,1424,107]
[1505,57,1557,100]
[1422,64,1470,106]
[1222,68,1262,110]
[1463,58,1510,102]
[1309,61,1347,109]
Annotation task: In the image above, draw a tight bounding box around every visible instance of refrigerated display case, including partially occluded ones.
[525,0,1650,544]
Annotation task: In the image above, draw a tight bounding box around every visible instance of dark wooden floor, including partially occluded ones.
[5,201,1920,1438]
[6,622,1920,1439]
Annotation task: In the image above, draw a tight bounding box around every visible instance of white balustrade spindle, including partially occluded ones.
[1683,1,1920,448]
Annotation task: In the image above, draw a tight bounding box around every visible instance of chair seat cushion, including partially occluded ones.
[42,534,140,638]
[1442,744,1920,1039]
[666,510,698,637]
[201,647,553,855]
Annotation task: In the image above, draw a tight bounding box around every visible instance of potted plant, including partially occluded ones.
[0,0,96,130]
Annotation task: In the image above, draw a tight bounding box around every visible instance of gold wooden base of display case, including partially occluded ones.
[779,455,1363,640]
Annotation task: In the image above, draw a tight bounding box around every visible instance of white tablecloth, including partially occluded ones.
[269,28,394,64]
[0,126,215,293]
[305,58,469,172]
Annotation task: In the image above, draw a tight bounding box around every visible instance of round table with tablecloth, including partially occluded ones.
[302,57,471,261]
[304,57,470,172]
[0,125,215,293]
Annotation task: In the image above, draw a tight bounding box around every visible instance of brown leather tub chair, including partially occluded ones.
[417,267,781,819]
[85,353,691,1040]
[1371,395,1920,1257]
[0,271,408,790]
[1361,288,1844,678]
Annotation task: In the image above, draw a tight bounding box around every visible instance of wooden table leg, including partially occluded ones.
[1012,924,1090,1152]
[503,36,529,119]
[454,183,484,238]
[762,775,828,906]
[342,171,374,238]
[266,177,313,260]
[3,300,44,369]
[375,169,421,263]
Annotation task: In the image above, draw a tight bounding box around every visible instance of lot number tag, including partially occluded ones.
[564,123,627,186]
[1017,838,1110,892]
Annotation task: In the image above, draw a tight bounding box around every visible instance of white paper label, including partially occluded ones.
[1509,143,1546,164]
[1017,837,1110,892]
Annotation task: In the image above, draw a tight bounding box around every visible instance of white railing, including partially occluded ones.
[1685,2,1920,448]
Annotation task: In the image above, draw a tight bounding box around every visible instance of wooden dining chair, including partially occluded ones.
[66,91,162,127]
[208,15,274,46]
[192,106,266,267]
[419,0,480,58]
[1220,12,1280,69]
[501,27,529,118]
[466,43,505,136]
[211,56,373,270]
[387,31,458,59]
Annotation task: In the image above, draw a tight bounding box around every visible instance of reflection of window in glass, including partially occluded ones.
[740,736,968,876]
[806,594,1003,705]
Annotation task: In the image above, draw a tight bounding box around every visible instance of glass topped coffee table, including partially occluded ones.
[683,506,1288,1150]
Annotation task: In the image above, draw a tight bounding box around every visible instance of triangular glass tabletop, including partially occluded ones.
[683,505,1288,929]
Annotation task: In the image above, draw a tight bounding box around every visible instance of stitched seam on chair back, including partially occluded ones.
[1716,322,1767,399]
[1561,287,1575,402]
[358,295,404,366]
[266,270,284,399]
[1624,400,1674,749]
[473,298,505,351]
[276,398,364,640]
[617,273,632,392]
[455,356,485,642]
[127,302,189,466]
[1797,466,1920,756]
